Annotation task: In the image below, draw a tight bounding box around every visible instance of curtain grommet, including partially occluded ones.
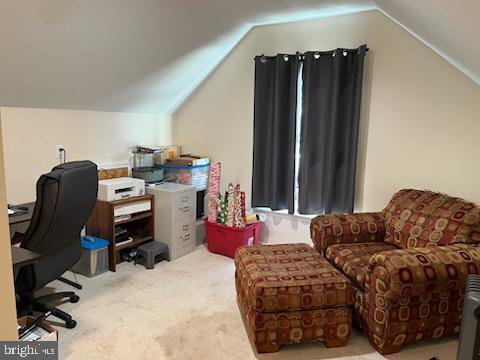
[283,55,289,61]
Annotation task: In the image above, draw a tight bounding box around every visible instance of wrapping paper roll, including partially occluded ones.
[226,183,235,227]
[233,184,245,228]
[245,214,259,224]
[241,191,246,223]
[207,162,221,222]
[218,194,228,225]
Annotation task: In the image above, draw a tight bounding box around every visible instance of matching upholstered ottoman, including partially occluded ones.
[234,243,353,353]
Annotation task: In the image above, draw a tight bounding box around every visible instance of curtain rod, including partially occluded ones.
[255,46,369,61]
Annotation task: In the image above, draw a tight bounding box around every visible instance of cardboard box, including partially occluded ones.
[18,316,58,341]
[166,155,209,166]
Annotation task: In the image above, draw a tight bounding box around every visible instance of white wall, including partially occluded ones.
[173,10,480,243]
[258,213,313,245]
[1,107,171,204]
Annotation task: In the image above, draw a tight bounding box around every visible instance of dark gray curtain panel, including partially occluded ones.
[252,54,299,214]
[298,45,367,214]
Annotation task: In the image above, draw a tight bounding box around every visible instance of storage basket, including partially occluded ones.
[204,219,260,258]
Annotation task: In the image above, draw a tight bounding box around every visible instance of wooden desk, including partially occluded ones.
[11,245,41,277]
[9,202,35,242]
[9,202,35,225]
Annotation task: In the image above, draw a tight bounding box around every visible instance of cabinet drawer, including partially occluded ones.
[173,191,195,222]
[173,219,196,251]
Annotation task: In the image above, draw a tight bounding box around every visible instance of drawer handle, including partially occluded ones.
[182,224,189,231]
[182,233,190,241]
[181,206,190,212]
[182,196,188,203]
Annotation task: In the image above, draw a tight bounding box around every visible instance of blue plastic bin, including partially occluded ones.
[72,236,109,277]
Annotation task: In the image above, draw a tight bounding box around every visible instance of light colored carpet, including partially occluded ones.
[46,245,458,360]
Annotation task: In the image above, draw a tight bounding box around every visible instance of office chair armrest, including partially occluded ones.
[11,231,25,245]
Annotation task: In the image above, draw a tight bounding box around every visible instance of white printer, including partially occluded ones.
[98,177,145,201]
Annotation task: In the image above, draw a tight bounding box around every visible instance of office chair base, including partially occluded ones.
[66,319,77,329]
[17,291,80,329]
[33,291,77,305]
[57,276,82,290]
[32,302,77,329]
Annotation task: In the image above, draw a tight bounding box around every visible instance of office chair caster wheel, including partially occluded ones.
[66,319,77,329]
[69,295,80,303]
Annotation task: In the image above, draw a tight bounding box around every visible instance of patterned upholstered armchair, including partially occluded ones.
[311,189,480,354]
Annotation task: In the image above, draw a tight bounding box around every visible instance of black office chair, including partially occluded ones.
[15,161,98,328]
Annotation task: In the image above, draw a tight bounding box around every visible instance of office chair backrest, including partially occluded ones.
[21,161,98,260]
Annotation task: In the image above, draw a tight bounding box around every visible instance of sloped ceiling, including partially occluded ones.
[0,0,477,114]
[375,0,480,85]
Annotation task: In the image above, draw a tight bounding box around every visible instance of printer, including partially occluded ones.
[98,177,145,201]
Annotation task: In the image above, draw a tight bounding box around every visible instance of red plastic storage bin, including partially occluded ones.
[204,219,260,258]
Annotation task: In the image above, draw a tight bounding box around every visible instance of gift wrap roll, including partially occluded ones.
[245,214,260,225]
[233,184,245,228]
[207,162,221,222]
[218,194,228,225]
[241,191,246,222]
[226,183,235,227]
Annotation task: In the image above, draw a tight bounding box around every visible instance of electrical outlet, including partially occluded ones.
[56,145,65,159]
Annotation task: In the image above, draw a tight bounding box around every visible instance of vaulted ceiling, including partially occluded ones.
[0,0,478,114]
